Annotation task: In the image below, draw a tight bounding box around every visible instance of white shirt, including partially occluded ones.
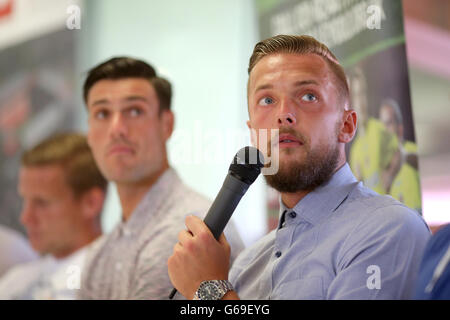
[79,168,245,299]
[0,242,95,300]
[0,225,38,277]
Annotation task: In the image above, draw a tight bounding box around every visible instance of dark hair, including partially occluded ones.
[21,132,107,197]
[248,35,349,107]
[83,57,172,112]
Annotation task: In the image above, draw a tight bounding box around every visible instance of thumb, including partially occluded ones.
[218,232,231,254]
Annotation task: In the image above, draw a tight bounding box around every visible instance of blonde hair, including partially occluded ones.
[248,35,349,106]
[21,132,107,198]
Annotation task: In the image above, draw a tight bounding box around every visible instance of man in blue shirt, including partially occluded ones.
[168,35,430,300]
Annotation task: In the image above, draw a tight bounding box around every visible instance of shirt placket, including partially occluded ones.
[269,210,296,299]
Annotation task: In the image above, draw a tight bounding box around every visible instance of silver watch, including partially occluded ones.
[194,280,233,300]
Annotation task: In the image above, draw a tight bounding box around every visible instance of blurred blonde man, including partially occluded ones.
[0,132,107,299]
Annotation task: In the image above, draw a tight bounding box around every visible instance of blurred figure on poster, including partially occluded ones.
[0,224,38,277]
[0,132,107,299]
[348,66,402,195]
[379,98,422,212]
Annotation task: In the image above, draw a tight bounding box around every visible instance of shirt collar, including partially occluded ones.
[278,163,358,228]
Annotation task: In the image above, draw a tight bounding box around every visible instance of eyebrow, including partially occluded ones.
[254,80,320,93]
[90,95,149,107]
[294,80,320,87]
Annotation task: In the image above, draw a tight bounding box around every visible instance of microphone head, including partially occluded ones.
[229,146,265,185]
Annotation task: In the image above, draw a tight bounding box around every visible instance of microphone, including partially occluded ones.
[169,146,264,299]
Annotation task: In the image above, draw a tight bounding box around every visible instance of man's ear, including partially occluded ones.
[161,110,175,141]
[338,109,357,143]
[80,187,106,221]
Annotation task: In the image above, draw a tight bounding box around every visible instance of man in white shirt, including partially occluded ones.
[79,57,244,299]
[0,132,107,299]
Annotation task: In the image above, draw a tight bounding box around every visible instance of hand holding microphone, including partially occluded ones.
[167,146,264,299]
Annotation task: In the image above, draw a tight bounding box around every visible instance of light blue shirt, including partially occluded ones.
[229,163,430,299]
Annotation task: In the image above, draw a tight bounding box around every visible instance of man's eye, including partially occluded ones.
[128,107,143,117]
[35,198,49,207]
[258,97,275,106]
[301,93,317,102]
[94,110,108,119]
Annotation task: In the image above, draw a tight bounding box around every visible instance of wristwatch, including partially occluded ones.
[193,280,234,300]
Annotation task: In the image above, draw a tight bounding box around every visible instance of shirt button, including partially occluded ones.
[275,251,282,258]
[115,262,122,271]
[289,211,297,218]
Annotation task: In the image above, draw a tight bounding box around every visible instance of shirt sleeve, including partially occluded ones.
[327,204,430,299]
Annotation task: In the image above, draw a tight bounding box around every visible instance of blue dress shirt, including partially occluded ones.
[229,163,430,299]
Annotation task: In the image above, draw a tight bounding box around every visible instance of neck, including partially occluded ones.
[116,164,169,221]
[52,226,101,260]
[281,159,346,209]
[281,190,310,209]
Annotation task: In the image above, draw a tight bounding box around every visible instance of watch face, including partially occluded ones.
[198,281,221,300]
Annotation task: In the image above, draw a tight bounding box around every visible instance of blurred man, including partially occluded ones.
[168,35,430,300]
[348,66,402,194]
[379,98,422,212]
[80,57,244,299]
[0,133,106,299]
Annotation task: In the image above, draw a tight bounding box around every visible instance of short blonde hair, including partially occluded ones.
[248,35,349,107]
[21,132,107,198]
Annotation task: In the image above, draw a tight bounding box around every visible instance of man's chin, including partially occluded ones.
[30,241,46,255]
[264,145,340,193]
[264,167,308,193]
[102,165,136,182]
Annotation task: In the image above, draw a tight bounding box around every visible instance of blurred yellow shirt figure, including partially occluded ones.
[350,118,399,194]
[390,141,422,212]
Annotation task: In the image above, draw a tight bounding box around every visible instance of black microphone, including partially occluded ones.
[169,146,264,299]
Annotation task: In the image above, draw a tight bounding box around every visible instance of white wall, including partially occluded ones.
[78,0,267,245]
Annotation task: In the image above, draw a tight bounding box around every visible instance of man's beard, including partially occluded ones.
[264,130,340,193]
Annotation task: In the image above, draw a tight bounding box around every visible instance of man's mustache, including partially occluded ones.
[265,127,308,150]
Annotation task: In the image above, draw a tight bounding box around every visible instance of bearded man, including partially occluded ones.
[168,35,430,300]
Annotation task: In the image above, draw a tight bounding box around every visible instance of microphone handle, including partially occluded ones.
[203,174,250,240]
[169,174,250,299]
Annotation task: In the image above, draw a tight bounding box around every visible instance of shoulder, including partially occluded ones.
[164,174,212,219]
[347,182,422,221]
[0,257,48,286]
[339,185,430,250]
[135,181,211,257]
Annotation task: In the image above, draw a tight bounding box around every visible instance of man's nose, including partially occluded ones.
[109,113,128,139]
[277,99,297,126]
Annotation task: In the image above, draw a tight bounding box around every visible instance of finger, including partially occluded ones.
[218,232,231,253]
[185,215,212,237]
[177,229,193,246]
[173,241,183,253]
[218,232,228,246]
